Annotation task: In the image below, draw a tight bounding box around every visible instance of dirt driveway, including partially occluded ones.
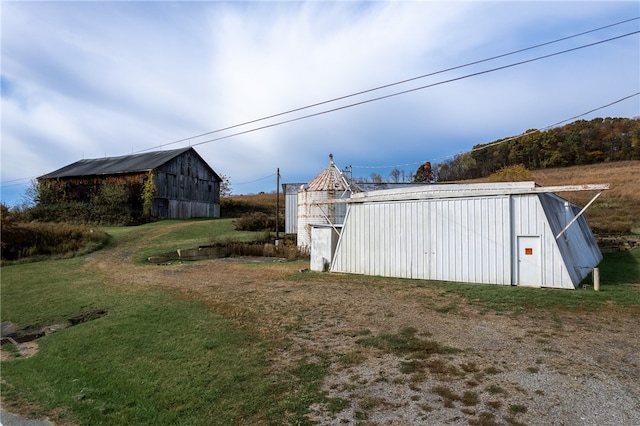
[85,243,640,426]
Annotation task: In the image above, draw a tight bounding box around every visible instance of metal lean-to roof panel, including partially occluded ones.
[39,147,193,179]
[538,192,602,286]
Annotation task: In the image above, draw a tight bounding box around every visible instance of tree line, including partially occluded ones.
[430,117,640,182]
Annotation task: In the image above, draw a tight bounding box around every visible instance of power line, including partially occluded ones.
[1,176,36,186]
[135,16,639,153]
[232,173,276,186]
[4,21,639,189]
[350,92,640,171]
[184,31,638,149]
[471,92,640,152]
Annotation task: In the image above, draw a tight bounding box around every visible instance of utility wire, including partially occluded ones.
[1,176,37,187]
[348,92,640,171]
[135,16,639,153]
[185,31,638,149]
[233,173,277,186]
[471,92,640,152]
[4,22,638,189]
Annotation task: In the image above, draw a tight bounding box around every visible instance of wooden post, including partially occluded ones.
[593,268,600,291]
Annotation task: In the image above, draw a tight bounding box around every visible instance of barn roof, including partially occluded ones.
[39,147,218,180]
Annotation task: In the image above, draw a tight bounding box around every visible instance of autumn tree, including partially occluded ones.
[413,161,434,183]
[488,164,533,182]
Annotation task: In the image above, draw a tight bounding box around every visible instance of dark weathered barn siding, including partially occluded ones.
[152,149,221,218]
[38,147,221,219]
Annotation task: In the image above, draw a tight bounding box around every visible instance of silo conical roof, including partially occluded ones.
[305,154,351,192]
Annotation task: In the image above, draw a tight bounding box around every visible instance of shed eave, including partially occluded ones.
[315,183,609,204]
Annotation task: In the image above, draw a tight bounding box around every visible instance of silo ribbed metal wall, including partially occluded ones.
[332,196,512,284]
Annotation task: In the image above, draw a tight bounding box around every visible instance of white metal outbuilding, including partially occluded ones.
[328,182,607,289]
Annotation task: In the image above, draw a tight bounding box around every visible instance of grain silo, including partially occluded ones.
[297,154,353,249]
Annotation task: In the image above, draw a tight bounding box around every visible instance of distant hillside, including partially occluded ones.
[468,160,640,237]
[531,161,640,237]
[434,117,640,182]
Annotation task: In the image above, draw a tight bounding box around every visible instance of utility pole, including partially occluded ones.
[276,168,280,244]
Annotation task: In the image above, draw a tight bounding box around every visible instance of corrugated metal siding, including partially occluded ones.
[510,194,582,289]
[295,158,352,245]
[284,184,304,234]
[284,183,427,235]
[332,196,511,284]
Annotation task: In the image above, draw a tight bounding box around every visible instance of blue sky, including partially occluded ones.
[1,1,639,205]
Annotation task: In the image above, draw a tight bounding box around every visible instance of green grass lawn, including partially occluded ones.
[2,219,639,425]
[101,218,265,264]
[428,249,640,313]
[1,220,324,425]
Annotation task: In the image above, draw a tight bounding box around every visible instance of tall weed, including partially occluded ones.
[1,222,109,262]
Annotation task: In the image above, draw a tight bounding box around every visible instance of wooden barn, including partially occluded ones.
[38,147,221,219]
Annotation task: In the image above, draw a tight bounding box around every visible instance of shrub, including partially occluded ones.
[91,181,132,225]
[234,212,283,232]
[0,222,109,262]
[488,164,533,182]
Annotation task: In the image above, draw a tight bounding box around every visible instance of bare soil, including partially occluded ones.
[80,235,640,426]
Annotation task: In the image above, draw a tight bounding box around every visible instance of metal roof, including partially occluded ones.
[39,147,202,179]
[304,154,352,192]
[333,182,609,203]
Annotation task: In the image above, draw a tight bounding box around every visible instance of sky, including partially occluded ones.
[1,1,639,206]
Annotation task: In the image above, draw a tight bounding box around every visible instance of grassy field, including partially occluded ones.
[2,158,640,425]
[1,221,323,425]
[2,217,639,425]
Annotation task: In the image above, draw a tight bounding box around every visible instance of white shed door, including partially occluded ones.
[517,236,541,287]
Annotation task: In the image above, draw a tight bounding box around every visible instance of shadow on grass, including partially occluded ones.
[425,249,640,313]
[597,249,640,285]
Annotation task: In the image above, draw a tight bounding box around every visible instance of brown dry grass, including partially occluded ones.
[464,160,640,235]
[531,161,640,235]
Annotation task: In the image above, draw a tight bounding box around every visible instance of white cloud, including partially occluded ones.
[1,1,638,203]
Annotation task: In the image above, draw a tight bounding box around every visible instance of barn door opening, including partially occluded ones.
[517,236,541,287]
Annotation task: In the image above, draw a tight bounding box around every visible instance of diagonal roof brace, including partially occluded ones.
[312,202,343,238]
[555,191,604,240]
